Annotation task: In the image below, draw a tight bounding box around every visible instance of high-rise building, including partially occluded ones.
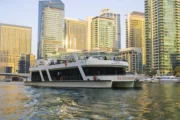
[100,9,121,50]
[87,16,93,51]
[37,0,65,59]
[18,54,35,73]
[145,0,180,75]
[0,23,32,73]
[65,18,88,51]
[91,16,115,51]
[120,48,143,73]
[126,11,145,65]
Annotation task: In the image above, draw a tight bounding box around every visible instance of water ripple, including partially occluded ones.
[0,82,180,119]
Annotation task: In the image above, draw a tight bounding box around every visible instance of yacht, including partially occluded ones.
[25,52,144,88]
[151,75,179,83]
[3,77,12,82]
[160,76,179,83]
[150,75,161,83]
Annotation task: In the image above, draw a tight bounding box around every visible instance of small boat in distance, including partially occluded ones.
[3,77,12,82]
[150,75,179,83]
[25,52,144,88]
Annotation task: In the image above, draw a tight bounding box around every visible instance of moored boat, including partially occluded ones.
[3,78,12,82]
[150,75,179,84]
[25,52,144,88]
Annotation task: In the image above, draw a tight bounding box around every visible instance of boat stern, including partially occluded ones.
[111,76,136,88]
[134,80,144,88]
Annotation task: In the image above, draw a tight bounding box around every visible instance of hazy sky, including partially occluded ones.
[0,0,144,58]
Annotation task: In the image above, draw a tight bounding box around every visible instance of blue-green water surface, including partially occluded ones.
[0,82,180,120]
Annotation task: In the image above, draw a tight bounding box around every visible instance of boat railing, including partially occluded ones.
[85,56,128,62]
[78,76,82,80]
[51,77,56,80]
[48,59,76,66]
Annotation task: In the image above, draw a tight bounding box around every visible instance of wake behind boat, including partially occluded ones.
[25,52,144,88]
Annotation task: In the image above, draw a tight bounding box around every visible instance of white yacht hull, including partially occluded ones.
[150,79,160,83]
[112,81,134,88]
[134,81,144,88]
[25,80,143,88]
[160,79,179,84]
[150,78,179,84]
[25,81,112,88]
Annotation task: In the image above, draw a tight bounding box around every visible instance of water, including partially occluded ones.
[0,82,180,120]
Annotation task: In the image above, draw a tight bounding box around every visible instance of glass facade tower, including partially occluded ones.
[126,11,145,65]
[37,0,65,59]
[100,9,121,50]
[91,17,115,51]
[145,0,180,75]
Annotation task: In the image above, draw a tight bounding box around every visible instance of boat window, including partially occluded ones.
[41,70,49,81]
[31,71,42,82]
[82,67,126,76]
[49,68,83,81]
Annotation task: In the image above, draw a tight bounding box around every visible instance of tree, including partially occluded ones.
[136,69,141,74]
[145,69,157,77]
[143,65,146,73]
[174,66,180,77]
[150,69,157,76]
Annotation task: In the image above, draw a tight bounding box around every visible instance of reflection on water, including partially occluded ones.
[0,82,180,120]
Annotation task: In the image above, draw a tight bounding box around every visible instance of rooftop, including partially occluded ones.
[0,23,31,29]
[39,0,64,3]
[100,8,120,15]
[131,11,144,16]
[119,47,142,53]
[65,17,87,22]
[92,16,114,20]
[39,0,65,9]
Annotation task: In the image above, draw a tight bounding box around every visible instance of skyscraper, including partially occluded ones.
[120,48,143,73]
[0,23,32,73]
[18,54,35,73]
[145,0,180,75]
[91,16,115,51]
[37,0,65,59]
[100,9,121,50]
[65,18,88,51]
[87,16,93,51]
[126,11,145,65]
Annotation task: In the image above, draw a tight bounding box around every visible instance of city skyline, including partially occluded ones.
[0,0,144,57]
